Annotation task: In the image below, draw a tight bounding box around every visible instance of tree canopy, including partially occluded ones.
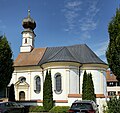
[0,35,14,91]
[106,8,120,81]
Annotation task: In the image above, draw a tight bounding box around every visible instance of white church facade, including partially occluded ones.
[10,11,108,110]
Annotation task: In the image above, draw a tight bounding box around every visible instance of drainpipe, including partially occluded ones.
[40,66,44,102]
[79,64,83,94]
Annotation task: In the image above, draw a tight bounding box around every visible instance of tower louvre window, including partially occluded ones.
[25,38,27,43]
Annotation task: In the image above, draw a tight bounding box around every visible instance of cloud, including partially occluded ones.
[80,19,97,31]
[63,0,100,38]
[65,0,82,10]
[62,0,82,33]
[80,31,91,40]
[79,0,99,32]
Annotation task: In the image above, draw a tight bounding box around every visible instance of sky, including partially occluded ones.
[0,0,120,63]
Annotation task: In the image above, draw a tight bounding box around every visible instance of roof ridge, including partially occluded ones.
[48,46,78,62]
[37,48,47,65]
[47,47,64,61]
[65,47,78,61]
[43,44,85,48]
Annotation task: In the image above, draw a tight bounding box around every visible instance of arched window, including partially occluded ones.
[34,76,41,94]
[55,73,62,94]
[18,77,26,83]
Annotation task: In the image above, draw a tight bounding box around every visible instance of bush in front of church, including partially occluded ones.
[107,96,120,113]
[49,106,70,113]
[29,106,45,112]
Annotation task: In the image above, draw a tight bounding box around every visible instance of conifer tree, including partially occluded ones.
[82,71,96,101]
[43,70,53,111]
[82,70,88,100]
[106,8,120,81]
[8,84,15,101]
[87,73,96,102]
[0,35,14,91]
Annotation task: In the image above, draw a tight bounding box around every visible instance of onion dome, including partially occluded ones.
[22,10,36,30]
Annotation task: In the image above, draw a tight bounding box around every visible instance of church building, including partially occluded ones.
[10,10,108,110]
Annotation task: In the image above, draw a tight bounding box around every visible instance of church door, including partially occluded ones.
[19,91,25,101]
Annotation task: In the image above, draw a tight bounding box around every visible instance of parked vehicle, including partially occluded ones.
[0,101,25,113]
[68,100,99,113]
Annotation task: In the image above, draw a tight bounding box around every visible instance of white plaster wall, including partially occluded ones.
[69,68,79,94]
[55,102,69,106]
[44,66,79,101]
[20,46,32,52]
[12,71,31,100]
[103,71,107,97]
[49,68,68,100]
[29,71,43,100]
[10,68,43,101]
[80,69,107,95]
[107,86,120,95]
[22,32,34,46]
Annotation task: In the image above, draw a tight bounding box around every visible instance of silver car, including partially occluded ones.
[0,101,24,113]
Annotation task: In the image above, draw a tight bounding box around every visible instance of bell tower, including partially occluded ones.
[20,10,36,52]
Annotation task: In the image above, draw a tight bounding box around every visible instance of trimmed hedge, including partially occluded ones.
[29,106,45,112]
[26,106,70,113]
[49,106,70,113]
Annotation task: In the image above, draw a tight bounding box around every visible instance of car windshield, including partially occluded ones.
[71,103,93,110]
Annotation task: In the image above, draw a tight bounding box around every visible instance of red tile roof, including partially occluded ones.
[106,70,118,82]
[14,48,46,66]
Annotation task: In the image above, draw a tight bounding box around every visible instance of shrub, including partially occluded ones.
[49,106,70,113]
[103,105,108,113]
[29,106,45,112]
[107,96,120,113]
